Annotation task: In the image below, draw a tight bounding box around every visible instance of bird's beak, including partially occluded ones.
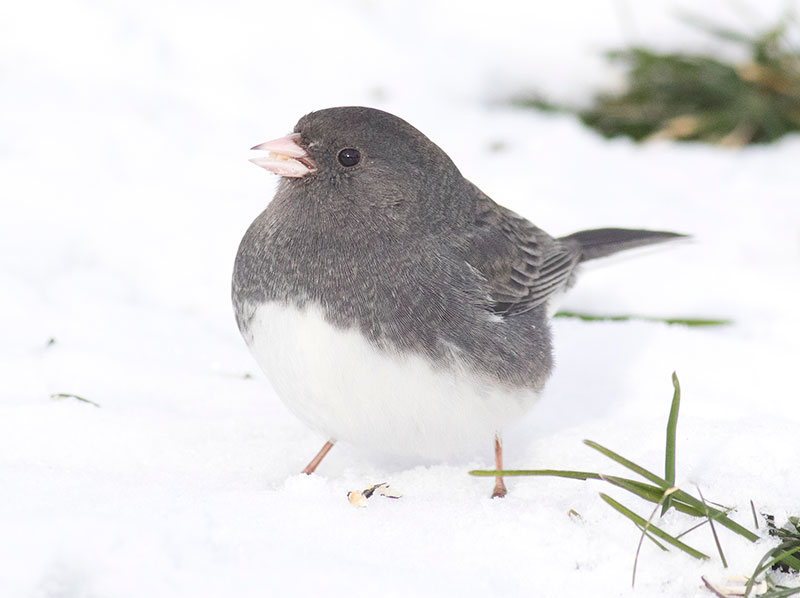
[249,133,317,178]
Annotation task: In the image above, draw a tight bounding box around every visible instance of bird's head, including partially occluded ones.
[249,106,470,232]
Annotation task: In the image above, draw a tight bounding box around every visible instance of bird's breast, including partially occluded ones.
[243,300,539,458]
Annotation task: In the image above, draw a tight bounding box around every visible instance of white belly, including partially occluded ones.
[245,302,538,458]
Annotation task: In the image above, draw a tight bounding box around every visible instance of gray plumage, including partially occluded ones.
[232,106,682,394]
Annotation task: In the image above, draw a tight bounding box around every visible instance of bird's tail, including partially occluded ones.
[559,228,686,262]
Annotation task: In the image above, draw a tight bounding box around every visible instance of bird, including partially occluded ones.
[232,106,682,498]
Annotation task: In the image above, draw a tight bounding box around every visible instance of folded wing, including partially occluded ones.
[462,190,581,316]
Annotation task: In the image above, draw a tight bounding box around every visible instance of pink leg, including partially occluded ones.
[301,440,336,475]
[491,434,508,498]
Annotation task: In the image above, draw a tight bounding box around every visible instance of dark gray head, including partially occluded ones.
[250,107,472,233]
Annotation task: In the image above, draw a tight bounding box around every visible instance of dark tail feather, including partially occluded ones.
[560,228,687,262]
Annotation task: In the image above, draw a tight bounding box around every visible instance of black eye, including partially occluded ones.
[337,148,361,167]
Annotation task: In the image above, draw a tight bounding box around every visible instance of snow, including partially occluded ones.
[1,0,799,596]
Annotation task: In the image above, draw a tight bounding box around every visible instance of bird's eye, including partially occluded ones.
[337,148,361,167]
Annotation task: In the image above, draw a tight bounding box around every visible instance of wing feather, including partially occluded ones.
[462,190,580,316]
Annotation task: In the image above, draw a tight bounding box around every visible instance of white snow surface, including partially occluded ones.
[2,1,799,596]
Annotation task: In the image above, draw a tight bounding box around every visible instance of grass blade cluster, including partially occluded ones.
[600,492,709,559]
[742,517,800,596]
[470,373,764,574]
[470,373,800,594]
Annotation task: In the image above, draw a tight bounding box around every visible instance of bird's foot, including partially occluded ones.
[301,440,335,474]
[491,478,507,499]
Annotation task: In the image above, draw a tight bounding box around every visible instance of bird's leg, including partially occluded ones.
[491,433,508,498]
[301,439,336,475]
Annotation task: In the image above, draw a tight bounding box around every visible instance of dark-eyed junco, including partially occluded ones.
[233,107,682,497]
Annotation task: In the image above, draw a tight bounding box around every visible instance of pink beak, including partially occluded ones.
[249,133,316,178]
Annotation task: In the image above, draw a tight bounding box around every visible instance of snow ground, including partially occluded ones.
[1,0,799,596]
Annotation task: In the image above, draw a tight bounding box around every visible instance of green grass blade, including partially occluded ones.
[635,527,669,552]
[671,492,758,542]
[584,440,668,487]
[468,469,601,479]
[676,518,712,540]
[470,468,708,518]
[698,486,727,567]
[632,496,677,587]
[553,311,732,327]
[757,545,800,576]
[760,587,800,598]
[601,475,667,504]
[663,372,681,515]
[584,439,759,542]
[50,393,101,408]
[668,500,709,518]
[744,546,800,597]
[602,476,721,518]
[779,551,800,571]
[599,493,710,560]
[470,467,706,517]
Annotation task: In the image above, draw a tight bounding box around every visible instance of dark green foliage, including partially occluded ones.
[765,515,800,573]
[517,18,800,146]
[743,515,800,597]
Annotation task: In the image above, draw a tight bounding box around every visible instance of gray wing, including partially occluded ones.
[462,190,581,316]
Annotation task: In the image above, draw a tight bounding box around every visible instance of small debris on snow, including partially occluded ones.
[702,575,768,597]
[347,490,369,508]
[347,483,403,508]
[372,484,403,499]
